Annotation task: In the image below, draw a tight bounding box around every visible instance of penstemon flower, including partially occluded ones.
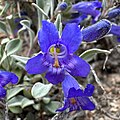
[25,20,90,84]
[0,71,18,98]
[61,0,102,24]
[71,0,102,22]
[82,19,112,42]
[107,7,120,19]
[109,24,120,42]
[57,74,95,112]
[55,2,68,12]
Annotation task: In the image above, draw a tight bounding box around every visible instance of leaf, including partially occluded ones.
[31,82,52,99]
[8,95,23,107]
[80,48,110,62]
[20,20,35,49]
[32,3,49,19]
[54,14,62,35]
[9,106,22,114]
[0,21,7,33]
[7,95,34,109]
[1,38,10,45]
[90,66,104,91]
[0,38,22,64]
[7,87,24,100]
[21,97,34,109]
[45,101,61,113]
[42,97,51,104]
[33,103,41,111]
[11,55,29,64]
[44,0,51,16]
[0,1,10,16]
[35,0,45,29]
[5,38,22,56]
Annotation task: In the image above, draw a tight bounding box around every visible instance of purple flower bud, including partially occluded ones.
[82,19,112,42]
[107,7,120,19]
[56,2,68,11]
[0,71,18,98]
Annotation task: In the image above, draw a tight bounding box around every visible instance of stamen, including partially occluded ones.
[70,98,77,104]
[53,48,60,68]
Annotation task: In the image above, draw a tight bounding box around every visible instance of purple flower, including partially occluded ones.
[107,7,120,19]
[56,2,68,11]
[109,24,120,42]
[62,0,102,24]
[0,71,18,98]
[72,0,102,21]
[57,74,95,112]
[14,11,28,35]
[82,19,112,42]
[25,20,90,85]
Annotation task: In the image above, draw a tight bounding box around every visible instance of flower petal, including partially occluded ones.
[56,99,68,112]
[38,20,59,53]
[25,53,48,74]
[82,19,111,42]
[0,86,6,98]
[45,67,65,85]
[68,87,83,98]
[61,23,82,54]
[117,37,120,42]
[78,97,95,110]
[62,74,80,97]
[64,55,90,77]
[109,24,120,37]
[84,84,95,96]
[0,71,18,87]
[10,72,18,84]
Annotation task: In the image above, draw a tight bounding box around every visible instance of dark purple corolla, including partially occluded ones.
[25,20,90,84]
[57,74,95,112]
[0,71,18,98]
[62,0,102,24]
[14,11,28,35]
[107,7,120,19]
[109,24,120,42]
[82,19,112,42]
[55,2,68,12]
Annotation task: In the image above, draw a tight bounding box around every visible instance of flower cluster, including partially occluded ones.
[0,71,18,98]
[25,20,97,112]
[57,74,95,112]
[26,20,90,85]
[56,0,102,24]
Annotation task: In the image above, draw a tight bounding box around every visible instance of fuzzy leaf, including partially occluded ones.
[7,87,24,100]
[8,95,34,109]
[11,55,29,64]
[9,106,22,114]
[45,101,61,113]
[31,82,52,99]
[80,48,110,62]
